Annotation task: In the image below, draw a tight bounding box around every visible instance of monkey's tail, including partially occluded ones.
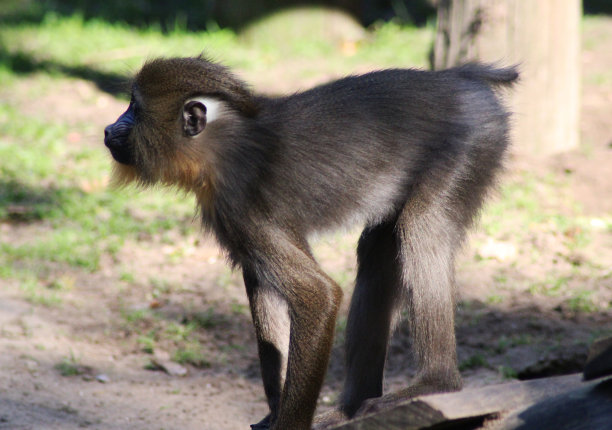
[455,63,520,88]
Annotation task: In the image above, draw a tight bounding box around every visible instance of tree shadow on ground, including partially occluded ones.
[1,48,128,97]
[0,180,82,224]
[1,0,437,31]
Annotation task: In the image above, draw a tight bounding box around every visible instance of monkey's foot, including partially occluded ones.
[250,414,271,429]
[311,409,349,429]
[356,380,462,416]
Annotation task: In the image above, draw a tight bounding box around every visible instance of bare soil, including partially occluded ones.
[1,18,611,430]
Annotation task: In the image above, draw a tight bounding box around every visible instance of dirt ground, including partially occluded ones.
[1,18,611,430]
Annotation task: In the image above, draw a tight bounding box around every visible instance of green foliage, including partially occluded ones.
[55,350,85,376]
[565,290,598,313]
[137,333,156,354]
[173,342,210,367]
[20,278,62,306]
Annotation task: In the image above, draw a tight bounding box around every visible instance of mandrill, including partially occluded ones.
[104,56,517,430]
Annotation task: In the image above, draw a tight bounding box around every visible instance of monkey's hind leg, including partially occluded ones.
[360,195,464,417]
[395,197,463,395]
[338,221,403,419]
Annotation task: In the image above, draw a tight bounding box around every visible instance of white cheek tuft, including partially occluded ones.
[185,97,225,123]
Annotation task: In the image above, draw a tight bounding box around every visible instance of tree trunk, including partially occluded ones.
[433,0,582,156]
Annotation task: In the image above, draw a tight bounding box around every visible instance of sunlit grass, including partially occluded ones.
[0,13,243,74]
[0,97,196,278]
[0,9,434,85]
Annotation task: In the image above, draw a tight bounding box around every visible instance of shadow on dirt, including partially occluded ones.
[324,300,610,389]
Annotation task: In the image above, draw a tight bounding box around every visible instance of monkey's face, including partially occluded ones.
[104,89,210,188]
[104,57,255,190]
[104,89,224,191]
[104,57,256,193]
[103,89,214,167]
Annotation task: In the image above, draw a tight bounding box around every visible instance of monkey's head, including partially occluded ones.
[104,56,256,192]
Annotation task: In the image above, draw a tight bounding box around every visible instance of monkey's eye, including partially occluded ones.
[182,100,207,137]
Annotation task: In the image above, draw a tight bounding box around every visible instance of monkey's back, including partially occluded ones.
[243,65,514,235]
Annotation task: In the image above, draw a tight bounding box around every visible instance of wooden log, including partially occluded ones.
[329,373,590,430]
[584,336,612,380]
[491,378,612,430]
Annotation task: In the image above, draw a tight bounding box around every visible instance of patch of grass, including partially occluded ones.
[2,230,103,272]
[20,278,62,307]
[47,274,75,291]
[122,308,156,327]
[55,350,85,376]
[481,173,543,237]
[150,277,173,297]
[486,294,504,305]
[498,365,518,380]
[528,275,570,297]
[230,302,249,316]
[164,321,197,342]
[120,306,220,366]
[493,273,509,285]
[173,342,209,367]
[357,20,433,68]
[119,271,135,283]
[494,334,533,353]
[565,290,598,313]
[0,95,196,280]
[188,308,222,329]
[137,333,156,354]
[459,354,488,371]
[0,261,15,279]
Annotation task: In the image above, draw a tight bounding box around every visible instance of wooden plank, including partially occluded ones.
[330,374,587,430]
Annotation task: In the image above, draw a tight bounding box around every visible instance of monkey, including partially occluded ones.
[104,56,518,430]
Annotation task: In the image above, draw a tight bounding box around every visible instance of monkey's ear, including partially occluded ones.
[182,100,207,137]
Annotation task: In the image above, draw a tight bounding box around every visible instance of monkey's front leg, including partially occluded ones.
[243,267,290,428]
[243,243,343,430]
